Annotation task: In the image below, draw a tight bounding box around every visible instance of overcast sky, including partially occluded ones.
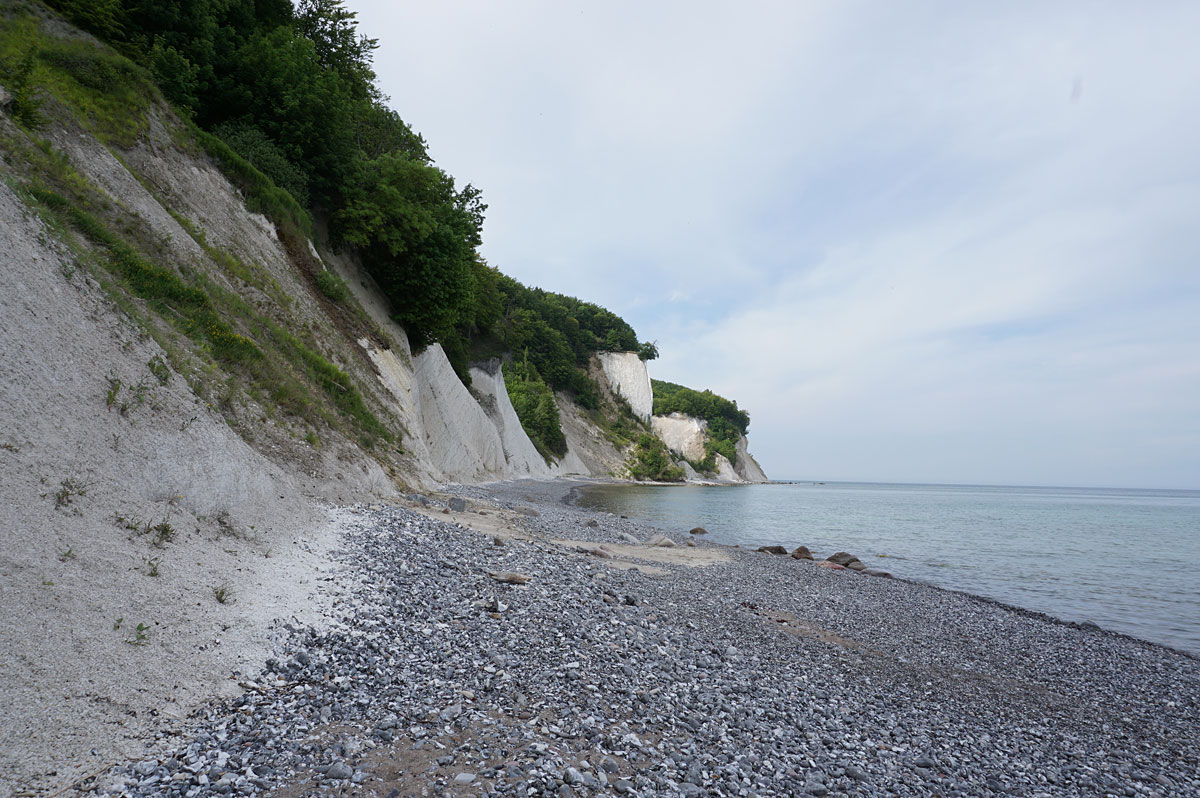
[347,0,1200,488]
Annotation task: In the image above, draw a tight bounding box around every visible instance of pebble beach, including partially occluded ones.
[78,479,1200,798]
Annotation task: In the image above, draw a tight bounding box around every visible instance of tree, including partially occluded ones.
[335,152,486,345]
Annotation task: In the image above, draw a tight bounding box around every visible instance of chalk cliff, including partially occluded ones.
[652,412,708,462]
[649,413,769,484]
[597,351,654,422]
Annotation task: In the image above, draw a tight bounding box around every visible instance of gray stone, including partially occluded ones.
[564,766,584,784]
[790,546,814,560]
[325,761,353,780]
[448,497,467,512]
[756,545,788,555]
[454,772,476,785]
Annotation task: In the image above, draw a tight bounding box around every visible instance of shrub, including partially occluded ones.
[314,269,348,302]
[504,359,566,459]
[627,434,684,482]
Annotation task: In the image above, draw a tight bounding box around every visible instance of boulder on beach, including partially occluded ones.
[816,561,846,571]
[846,560,867,572]
[863,568,893,578]
[825,552,859,566]
[790,546,813,560]
[689,526,708,535]
[756,545,788,555]
[644,534,676,548]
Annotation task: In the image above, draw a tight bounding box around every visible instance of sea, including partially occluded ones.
[575,481,1200,656]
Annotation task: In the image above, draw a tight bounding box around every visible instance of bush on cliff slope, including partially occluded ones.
[503,358,567,460]
[627,434,684,482]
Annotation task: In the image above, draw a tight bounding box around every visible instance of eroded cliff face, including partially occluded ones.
[734,435,769,483]
[597,351,654,422]
[652,412,708,462]
[332,248,619,485]
[649,412,769,484]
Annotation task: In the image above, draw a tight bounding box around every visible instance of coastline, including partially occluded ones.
[561,475,1200,657]
[17,478,1200,797]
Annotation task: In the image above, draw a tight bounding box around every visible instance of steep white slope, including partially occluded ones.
[555,394,626,477]
[735,435,770,483]
[0,180,345,794]
[468,361,554,478]
[411,344,511,482]
[652,412,708,462]
[597,351,653,422]
[713,454,742,482]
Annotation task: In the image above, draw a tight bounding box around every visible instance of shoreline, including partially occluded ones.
[558,477,1200,660]
[19,478,1200,797]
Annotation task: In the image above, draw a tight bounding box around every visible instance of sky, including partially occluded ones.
[346,0,1200,488]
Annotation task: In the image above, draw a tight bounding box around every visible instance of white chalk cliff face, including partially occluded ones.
[735,435,769,483]
[597,352,654,422]
[652,412,708,462]
[649,413,769,484]
[346,282,614,484]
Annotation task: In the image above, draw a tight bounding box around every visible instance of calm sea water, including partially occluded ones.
[575,481,1200,655]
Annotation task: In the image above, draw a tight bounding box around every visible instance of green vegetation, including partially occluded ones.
[31,1,655,383]
[652,379,750,469]
[626,434,684,482]
[314,269,348,302]
[53,477,88,510]
[0,16,157,144]
[503,358,566,460]
[125,621,150,645]
[213,582,234,604]
[147,355,170,385]
[23,172,391,447]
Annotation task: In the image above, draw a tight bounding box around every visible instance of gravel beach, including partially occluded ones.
[71,479,1199,798]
